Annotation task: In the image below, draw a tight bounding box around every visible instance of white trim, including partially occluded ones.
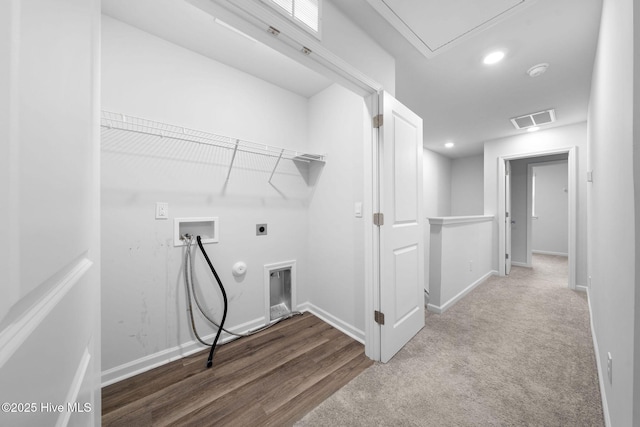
[428,215,494,225]
[101,315,267,387]
[427,270,497,314]
[575,285,588,293]
[586,290,611,426]
[497,147,577,290]
[511,261,532,268]
[56,346,92,427]
[364,93,380,361]
[532,250,568,257]
[0,257,92,369]
[297,302,365,344]
[527,164,534,266]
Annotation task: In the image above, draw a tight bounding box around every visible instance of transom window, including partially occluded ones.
[267,0,321,35]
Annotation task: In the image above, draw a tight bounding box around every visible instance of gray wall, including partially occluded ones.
[423,148,452,292]
[532,161,569,255]
[451,155,484,216]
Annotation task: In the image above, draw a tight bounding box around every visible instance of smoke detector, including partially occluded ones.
[527,63,549,77]
[510,109,556,130]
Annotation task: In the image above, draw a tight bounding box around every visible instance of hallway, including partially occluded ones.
[298,255,604,426]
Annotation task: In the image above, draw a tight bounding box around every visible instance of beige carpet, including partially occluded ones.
[296,255,604,426]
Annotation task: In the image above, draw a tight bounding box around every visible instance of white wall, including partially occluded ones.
[305,84,368,339]
[428,217,494,313]
[587,0,638,424]
[101,16,370,383]
[532,161,569,255]
[322,0,395,95]
[423,149,452,292]
[451,155,484,216]
[483,122,588,286]
[0,0,101,425]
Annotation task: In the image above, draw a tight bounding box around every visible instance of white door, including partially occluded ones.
[378,91,425,363]
[0,1,101,426]
[505,160,512,275]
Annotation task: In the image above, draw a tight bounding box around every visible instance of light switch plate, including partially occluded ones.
[355,202,363,218]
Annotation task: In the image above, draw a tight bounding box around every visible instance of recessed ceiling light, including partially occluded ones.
[527,126,540,132]
[445,142,454,148]
[483,51,505,65]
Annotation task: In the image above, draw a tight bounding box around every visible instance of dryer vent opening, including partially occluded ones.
[269,268,292,320]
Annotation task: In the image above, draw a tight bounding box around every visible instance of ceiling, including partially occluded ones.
[103,0,603,159]
[334,0,603,157]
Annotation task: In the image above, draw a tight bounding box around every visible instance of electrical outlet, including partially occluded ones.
[607,352,612,384]
[155,202,169,219]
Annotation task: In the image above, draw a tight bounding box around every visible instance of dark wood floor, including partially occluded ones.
[102,313,372,426]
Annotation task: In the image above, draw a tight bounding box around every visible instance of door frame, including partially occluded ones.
[364,93,381,361]
[505,160,512,275]
[497,146,577,289]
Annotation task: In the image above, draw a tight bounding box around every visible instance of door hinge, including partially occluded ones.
[506,212,510,218]
[506,253,510,259]
[373,114,383,128]
[373,212,384,226]
[374,310,385,325]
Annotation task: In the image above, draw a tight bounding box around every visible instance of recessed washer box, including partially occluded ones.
[174,217,219,246]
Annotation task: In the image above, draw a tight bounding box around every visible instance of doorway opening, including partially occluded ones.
[499,147,577,289]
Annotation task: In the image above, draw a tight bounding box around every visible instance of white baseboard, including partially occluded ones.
[532,250,568,257]
[575,285,588,293]
[297,302,365,344]
[586,289,611,427]
[511,262,532,268]
[427,270,497,314]
[101,315,267,387]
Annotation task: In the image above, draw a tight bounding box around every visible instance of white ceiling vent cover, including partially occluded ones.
[510,109,556,130]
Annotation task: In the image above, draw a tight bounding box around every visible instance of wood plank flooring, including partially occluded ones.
[102,313,372,426]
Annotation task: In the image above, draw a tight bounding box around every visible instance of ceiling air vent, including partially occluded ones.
[510,109,556,130]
